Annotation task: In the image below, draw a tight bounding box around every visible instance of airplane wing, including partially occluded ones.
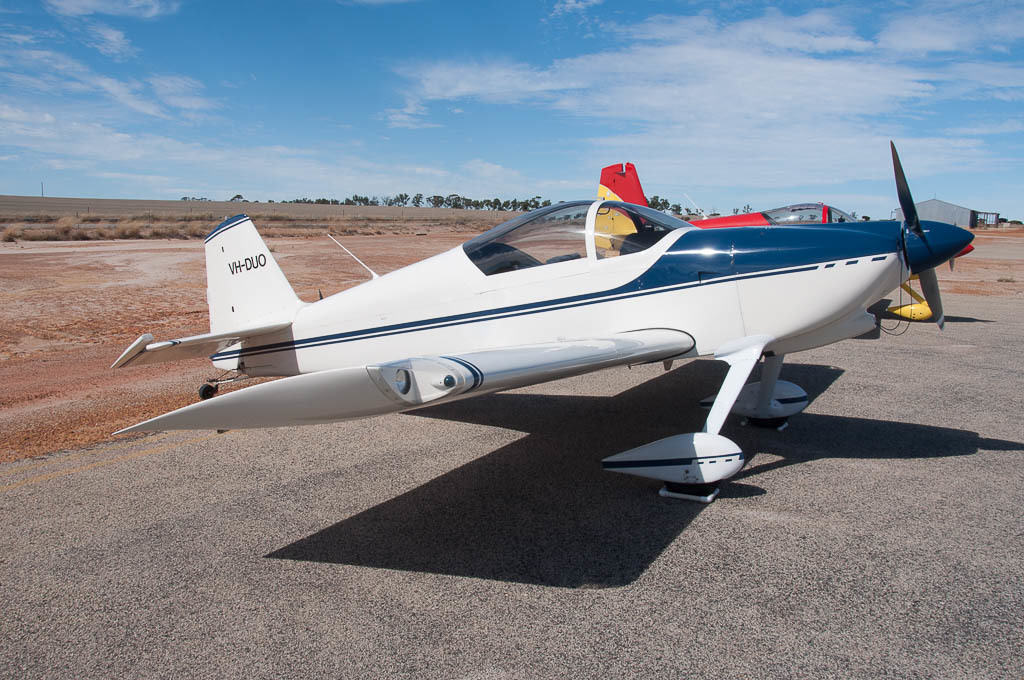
[115,328,694,433]
[111,320,293,369]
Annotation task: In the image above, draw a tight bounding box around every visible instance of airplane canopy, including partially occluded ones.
[463,200,692,276]
[763,203,858,225]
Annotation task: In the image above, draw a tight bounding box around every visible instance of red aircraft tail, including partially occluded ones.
[598,162,648,206]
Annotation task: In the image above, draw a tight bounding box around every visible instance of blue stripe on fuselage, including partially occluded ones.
[211,224,898,362]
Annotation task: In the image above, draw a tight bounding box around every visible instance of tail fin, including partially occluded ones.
[598,162,649,206]
[204,214,300,334]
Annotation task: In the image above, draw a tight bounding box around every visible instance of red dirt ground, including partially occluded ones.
[1,228,1021,463]
[0,233,467,462]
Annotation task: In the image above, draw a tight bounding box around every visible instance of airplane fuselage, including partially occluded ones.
[216,217,912,380]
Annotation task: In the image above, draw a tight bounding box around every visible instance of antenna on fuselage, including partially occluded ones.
[683,193,705,218]
[327,233,379,280]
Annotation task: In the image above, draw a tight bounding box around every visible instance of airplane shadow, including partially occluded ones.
[732,412,1022,482]
[267,361,1022,588]
[942,315,995,324]
[266,362,829,587]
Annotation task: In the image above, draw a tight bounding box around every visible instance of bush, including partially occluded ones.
[115,222,141,239]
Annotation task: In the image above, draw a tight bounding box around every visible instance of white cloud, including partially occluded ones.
[383,97,439,129]
[43,0,179,18]
[945,120,1024,136]
[877,3,1024,55]
[404,59,575,103]
[84,21,136,58]
[148,74,217,111]
[624,9,872,54]
[1,48,225,118]
[551,0,602,17]
[463,159,521,181]
[10,48,165,116]
[945,62,1024,101]
[0,24,62,46]
[391,7,1017,189]
[3,32,39,45]
[0,102,462,199]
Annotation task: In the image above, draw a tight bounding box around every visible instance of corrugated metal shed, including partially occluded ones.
[893,199,999,228]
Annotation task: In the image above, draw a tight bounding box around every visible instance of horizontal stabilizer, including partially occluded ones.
[111,320,292,369]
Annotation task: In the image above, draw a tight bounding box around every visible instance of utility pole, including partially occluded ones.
[41,182,44,198]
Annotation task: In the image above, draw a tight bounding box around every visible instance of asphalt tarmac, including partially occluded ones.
[2,293,1022,679]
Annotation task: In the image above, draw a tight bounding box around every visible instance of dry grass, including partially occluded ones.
[0,206,507,242]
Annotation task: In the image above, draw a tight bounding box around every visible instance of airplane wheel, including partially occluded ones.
[198,383,218,400]
[747,416,787,429]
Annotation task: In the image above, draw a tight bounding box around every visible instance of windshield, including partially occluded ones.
[763,203,824,225]
[463,202,591,276]
[828,206,857,223]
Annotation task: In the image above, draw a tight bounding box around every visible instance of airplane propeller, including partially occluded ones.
[891,141,945,329]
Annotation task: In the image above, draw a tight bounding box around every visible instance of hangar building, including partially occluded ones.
[894,199,999,228]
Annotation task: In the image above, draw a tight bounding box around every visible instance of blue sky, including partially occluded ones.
[1,0,1022,220]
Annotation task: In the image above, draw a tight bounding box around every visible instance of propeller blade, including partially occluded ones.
[918,267,944,329]
[891,141,924,239]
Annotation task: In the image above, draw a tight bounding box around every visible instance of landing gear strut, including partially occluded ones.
[197,369,249,400]
[602,335,769,502]
[701,353,807,431]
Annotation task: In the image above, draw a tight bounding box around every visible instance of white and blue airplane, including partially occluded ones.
[113,144,973,502]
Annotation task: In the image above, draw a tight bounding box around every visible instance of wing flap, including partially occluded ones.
[411,327,694,398]
[111,320,292,369]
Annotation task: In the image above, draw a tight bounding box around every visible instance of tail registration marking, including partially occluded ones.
[228,253,267,276]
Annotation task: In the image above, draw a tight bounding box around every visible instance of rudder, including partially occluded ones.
[598,162,649,206]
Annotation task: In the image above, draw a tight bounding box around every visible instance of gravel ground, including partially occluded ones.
[1,292,1022,679]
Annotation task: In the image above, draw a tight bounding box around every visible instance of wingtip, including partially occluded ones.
[111,333,154,369]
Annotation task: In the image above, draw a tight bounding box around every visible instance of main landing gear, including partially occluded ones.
[602,340,809,503]
[699,353,808,431]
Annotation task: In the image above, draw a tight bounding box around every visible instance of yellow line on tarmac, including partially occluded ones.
[0,433,223,493]
[0,432,173,478]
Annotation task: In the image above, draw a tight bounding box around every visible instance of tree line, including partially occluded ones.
[189,193,775,218]
[278,193,554,211]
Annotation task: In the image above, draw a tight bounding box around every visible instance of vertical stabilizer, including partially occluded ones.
[598,162,649,206]
[204,214,301,334]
